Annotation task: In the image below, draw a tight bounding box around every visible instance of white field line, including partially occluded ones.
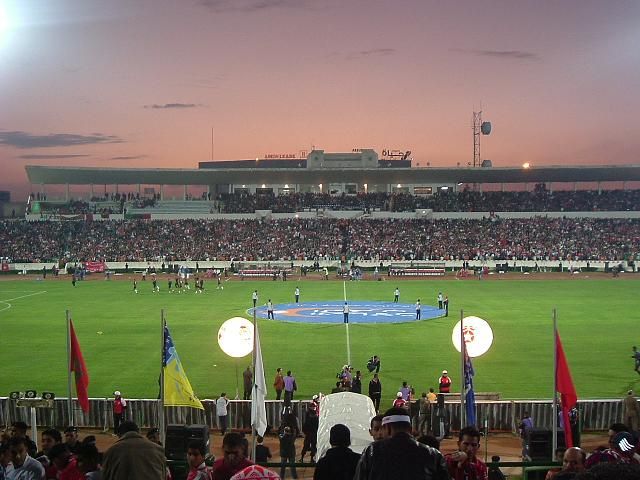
[0,291,47,313]
[0,291,48,303]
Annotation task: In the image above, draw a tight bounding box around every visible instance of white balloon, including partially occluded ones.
[452,316,493,357]
[218,317,254,358]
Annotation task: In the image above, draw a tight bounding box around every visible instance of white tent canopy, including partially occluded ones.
[315,392,377,461]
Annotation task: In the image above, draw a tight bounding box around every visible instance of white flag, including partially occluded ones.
[251,323,268,437]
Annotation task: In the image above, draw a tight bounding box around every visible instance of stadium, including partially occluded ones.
[1,148,640,475]
[5,0,640,476]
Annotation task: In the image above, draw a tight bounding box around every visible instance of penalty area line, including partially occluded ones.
[0,291,48,303]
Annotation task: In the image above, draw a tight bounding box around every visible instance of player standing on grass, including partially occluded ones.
[632,346,640,375]
[133,279,138,294]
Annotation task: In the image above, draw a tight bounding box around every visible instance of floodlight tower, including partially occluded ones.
[472,111,492,168]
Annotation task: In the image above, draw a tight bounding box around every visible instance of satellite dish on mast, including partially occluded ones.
[481,121,492,135]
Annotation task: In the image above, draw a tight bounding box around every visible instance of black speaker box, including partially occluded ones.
[165,424,188,461]
[529,429,552,461]
[528,428,568,461]
[187,424,210,452]
[165,424,210,461]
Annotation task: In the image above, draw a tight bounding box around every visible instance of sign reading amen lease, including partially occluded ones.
[451,316,493,358]
[218,317,254,358]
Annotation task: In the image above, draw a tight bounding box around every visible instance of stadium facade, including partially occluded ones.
[24,149,640,200]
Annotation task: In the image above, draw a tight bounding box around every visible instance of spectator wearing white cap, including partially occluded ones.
[354,407,449,480]
[393,392,408,410]
[112,390,127,435]
[438,371,451,394]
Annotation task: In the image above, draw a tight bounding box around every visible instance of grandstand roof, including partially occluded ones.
[25,164,640,186]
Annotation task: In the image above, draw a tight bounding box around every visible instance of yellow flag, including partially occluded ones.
[163,325,204,409]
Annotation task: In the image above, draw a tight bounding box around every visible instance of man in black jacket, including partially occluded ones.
[354,407,450,480]
[314,424,361,480]
[368,374,382,412]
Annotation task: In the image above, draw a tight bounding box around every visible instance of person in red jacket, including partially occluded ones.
[113,390,127,434]
[392,392,408,410]
[438,370,451,393]
[446,426,488,480]
[48,443,84,480]
[211,433,253,480]
[187,440,213,480]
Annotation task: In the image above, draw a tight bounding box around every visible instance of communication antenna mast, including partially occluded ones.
[472,110,492,167]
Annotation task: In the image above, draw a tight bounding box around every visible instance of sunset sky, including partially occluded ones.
[1,0,639,197]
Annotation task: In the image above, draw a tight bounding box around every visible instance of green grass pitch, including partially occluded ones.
[0,275,638,404]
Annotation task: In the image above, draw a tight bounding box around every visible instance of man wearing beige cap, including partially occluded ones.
[623,389,640,431]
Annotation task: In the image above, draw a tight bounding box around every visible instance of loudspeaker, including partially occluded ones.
[25,390,37,399]
[9,391,21,400]
[529,429,552,461]
[42,392,55,400]
[187,424,210,453]
[165,424,188,461]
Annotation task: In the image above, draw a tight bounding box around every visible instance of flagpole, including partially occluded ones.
[344,281,351,366]
[251,304,257,460]
[160,309,166,445]
[460,310,465,428]
[552,308,558,456]
[66,310,74,426]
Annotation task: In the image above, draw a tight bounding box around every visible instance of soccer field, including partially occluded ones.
[0,274,637,404]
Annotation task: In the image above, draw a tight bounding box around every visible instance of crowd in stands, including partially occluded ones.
[217,187,640,213]
[2,408,639,479]
[391,186,640,213]
[26,200,121,216]
[26,187,640,215]
[218,192,388,213]
[1,217,638,263]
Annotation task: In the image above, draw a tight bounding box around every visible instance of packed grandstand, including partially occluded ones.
[23,187,640,215]
[1,186,639,264]
[1,216,639,264]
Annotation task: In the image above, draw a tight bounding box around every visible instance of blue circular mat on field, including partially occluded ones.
[250,301,445,324]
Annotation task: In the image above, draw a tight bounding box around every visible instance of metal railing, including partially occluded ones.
[0,397,625,432]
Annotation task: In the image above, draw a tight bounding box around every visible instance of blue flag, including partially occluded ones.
[464,351,476,427]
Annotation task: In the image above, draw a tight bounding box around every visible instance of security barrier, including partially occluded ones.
[0,397,626,432]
